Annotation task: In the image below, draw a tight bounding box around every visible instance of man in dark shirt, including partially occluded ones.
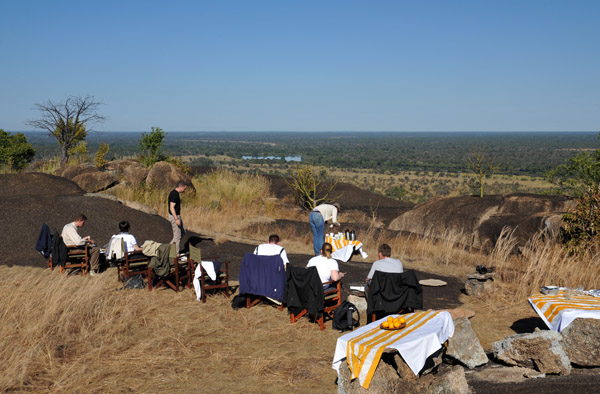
[168,181,189,252]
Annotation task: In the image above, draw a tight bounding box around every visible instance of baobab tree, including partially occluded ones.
[27,96,106,167]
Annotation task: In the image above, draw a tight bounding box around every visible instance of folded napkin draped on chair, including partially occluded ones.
[192,260,222,301]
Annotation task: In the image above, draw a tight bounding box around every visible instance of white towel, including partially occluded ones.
[193,261,217,301]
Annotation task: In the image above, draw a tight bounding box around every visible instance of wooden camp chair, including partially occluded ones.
[153,244,195,292]
[366,270,423,323]
[57,244,90,276]
[116,239,153,290]
[238,253,285,310]
[188,245,230,302]
[286,266,342,330]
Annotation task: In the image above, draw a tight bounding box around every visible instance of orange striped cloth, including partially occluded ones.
[529,292,600,332]
[325,236,362,251]
[332,310,454,389]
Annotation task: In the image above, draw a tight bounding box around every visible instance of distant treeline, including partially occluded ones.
[22,131,598,177]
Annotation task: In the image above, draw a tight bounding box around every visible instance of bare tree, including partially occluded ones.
[467,146,498,197]
[27,96,106,167]
[284,164,339,209]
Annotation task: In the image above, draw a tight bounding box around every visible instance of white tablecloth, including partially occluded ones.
[325,237,368,262]
[332,310,454,389]
[528,292,600,332]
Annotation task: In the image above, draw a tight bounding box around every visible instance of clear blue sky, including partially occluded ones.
[1,0,599,132]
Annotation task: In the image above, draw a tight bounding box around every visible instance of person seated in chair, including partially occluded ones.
[113,221,143,253]
[366,243,403,291]
[307,242,344,287]
[253,234,289,269]
[61,213,101,276]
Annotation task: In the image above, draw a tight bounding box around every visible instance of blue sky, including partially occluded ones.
[1,1,599,132]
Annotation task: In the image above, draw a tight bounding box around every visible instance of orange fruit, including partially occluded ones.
[399,317,406,324]
[387,316,394,324]
[382,321,389,329]
[394,321,401,328]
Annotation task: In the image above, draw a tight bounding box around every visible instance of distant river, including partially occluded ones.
[242,155,301,162]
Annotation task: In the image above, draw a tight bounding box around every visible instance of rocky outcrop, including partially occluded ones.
[561,318,600,367]
[337,353,468,394]
[389,194,573,251]
[72,171,118,193]
[58,164,97,180]
[492,330,571,375]
[446,317,488,369]
[122,163,149,188]
[146,161,194,192]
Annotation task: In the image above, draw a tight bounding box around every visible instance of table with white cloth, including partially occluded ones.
[325,236,368,262]
[332,310,454,389]
[528,291,600,332]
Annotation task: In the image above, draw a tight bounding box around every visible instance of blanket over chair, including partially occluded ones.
[239,252,286,301]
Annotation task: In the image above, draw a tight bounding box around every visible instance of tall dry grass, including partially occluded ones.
[0,266,339,393]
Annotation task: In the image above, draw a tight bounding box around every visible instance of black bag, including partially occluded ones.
[231,294,247,309]
[332,301,360,332]
[123,274,145,289]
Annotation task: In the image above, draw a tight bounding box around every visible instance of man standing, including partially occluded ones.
[168,181,189,253]
[254,234,290,269]
[61,213,101,276]
[309,202,341,255]
[366,243,403,284]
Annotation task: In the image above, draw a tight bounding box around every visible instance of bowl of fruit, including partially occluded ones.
[380,316,406,330]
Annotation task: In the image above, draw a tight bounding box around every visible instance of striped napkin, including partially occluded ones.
[325,236,362,251]
[529,292,600,332]
[347,310,443,388]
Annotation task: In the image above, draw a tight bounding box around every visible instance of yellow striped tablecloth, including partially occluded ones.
[528,292,600,332]
[325,236,368,262]
[332,310,454,389]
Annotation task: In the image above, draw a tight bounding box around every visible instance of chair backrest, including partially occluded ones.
[367,270,423,315]
[169,243,177,259]
[189,244,201,263]
[107,235,125,261]
[239,252,286,301]
[284,266,325,316]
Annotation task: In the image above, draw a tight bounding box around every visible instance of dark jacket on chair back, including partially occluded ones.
[367,270,423,315]
[285,266,325,317]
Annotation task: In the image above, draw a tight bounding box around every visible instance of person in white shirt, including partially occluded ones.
[61,213,101,276]
[113,221,143,253]
[254,234,289,269]
[307,242,344,285]
[309,202,341,255]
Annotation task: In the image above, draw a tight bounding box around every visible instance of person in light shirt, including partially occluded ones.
[254,234,289,269]
[307,242,344,286]
[309,202,341,255]
[61,213,101,276]
[113,221,143,253]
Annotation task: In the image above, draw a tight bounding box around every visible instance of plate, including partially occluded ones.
[380,322,406,330]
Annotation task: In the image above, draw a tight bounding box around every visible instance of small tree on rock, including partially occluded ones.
[139,127,167,166]
[285,164,339,209]
[467,147,498,198]
[26,96,106,167]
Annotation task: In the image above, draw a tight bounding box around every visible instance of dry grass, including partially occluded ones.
[0,266,340,393]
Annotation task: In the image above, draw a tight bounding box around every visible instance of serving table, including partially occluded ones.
[528,291,600,333]
[325,236,368,262]
[332,310,454,389]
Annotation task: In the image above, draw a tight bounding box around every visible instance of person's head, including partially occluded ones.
[321,242,333,258]
[176,181,189,193]
[268,234,280,244]
[119,221,130,233]
[332,202,341,212]
[74,213,87,228]
[378,243,392,258]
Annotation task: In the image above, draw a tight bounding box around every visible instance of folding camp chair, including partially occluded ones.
[285,266,342,330]
[116,238,153,290]
[188,245,230,302]
[366,270,423,323]
[238,252,285,310]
